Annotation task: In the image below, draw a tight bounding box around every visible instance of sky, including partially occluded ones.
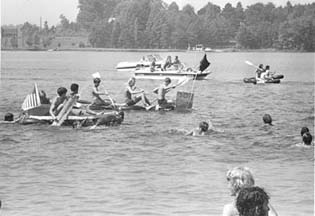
[1,0,314,26]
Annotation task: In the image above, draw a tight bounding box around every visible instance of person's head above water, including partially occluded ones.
[263,114,272,125]
[236,186,270,216]
[302,132,312,145]
[226,167,255,196]
[199,121,209,132]
[57,87,67,96]
[300,127,309,136]
[4,112,14,122]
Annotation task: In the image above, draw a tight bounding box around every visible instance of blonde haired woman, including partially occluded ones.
[223,167,278,216]
[124,77,150,107]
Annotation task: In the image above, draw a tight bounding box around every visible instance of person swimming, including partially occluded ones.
[263,114,272,125]
[302,132,313,146]
[186,120,223,136]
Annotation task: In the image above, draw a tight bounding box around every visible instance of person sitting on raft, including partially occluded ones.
[123,77,150,107]
[255,64,265,82]
[261,65,273,81]
[49,87,68,119]
[89,78,113,110]
[153,77,176,110]
[162,56,172,71]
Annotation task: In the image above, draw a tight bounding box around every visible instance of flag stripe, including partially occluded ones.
[21,83,41,111]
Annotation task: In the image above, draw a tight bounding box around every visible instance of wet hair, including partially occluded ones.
[302,132,312,145]
[164,77,171,83]
[300,127,309,136]
[236,186,269,216]
[199,121,209,132]
[93,78,101,83]
[70,83,79,93]
[262,114,272,125]
[128,77,136,86]
[226,167,255,196]
[4,112,14,122]
[57,87,67,96]
[265,65,270,70]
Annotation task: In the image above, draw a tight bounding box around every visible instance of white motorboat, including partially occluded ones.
[134,54,212,80]
[116,54,164,71]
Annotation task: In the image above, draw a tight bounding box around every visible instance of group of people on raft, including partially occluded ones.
[48,75,179,122]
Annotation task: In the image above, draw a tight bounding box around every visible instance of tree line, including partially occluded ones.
[4,0,315,51]
[76,0,315,51]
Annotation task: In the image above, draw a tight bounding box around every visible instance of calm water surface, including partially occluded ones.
[0,51,314,216]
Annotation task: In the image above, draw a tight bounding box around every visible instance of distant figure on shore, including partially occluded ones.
[263,114,272,125]
[236,186,270,216]
[222,166,278,216]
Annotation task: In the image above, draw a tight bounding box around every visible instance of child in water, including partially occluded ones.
[296,127,313,147]
[186,120,223,136]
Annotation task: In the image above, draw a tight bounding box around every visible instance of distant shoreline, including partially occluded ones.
[1,47,312,53]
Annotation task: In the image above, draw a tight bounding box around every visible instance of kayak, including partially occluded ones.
[243,74,284,84]
[243,77,281,84]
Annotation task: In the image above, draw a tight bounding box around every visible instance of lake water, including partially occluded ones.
[0,51,314,216]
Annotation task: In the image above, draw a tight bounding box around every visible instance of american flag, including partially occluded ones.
[21,83,41,111]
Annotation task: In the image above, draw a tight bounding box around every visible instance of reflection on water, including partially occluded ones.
[0,51,314,216]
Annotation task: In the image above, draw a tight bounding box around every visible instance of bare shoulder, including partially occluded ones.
[223,203,238,216]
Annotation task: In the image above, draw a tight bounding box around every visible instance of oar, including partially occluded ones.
[245,60,264,71]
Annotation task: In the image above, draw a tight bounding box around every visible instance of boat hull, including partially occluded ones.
[243,77,281,84]
[134,70,211,80]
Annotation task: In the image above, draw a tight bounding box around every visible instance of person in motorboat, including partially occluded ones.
[153,77,176,110]
[150,57,156,72]
[172,56,184,70]
[49,87,68,120]
[89,78,113,110]
[162,56,172,71]
[123,77,151,107]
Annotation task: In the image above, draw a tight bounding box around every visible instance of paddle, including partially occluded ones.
[245,60,264,71]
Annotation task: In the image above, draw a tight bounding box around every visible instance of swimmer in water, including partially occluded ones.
[263,114,272,125]
[0,112,24,124]
[186,120,223,136]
